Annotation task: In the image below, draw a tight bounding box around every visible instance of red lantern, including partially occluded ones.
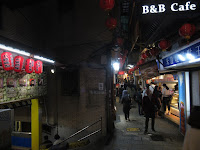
[25,58,35,74]
[14,56,24,72]
[118,71,124,75]
[179,23,195,40]
[1,52,14,71]
[158,40,171,51]
[150,48,160,56]
[99,0,115,11]
[35,60,43,74]
[105,17,117,30]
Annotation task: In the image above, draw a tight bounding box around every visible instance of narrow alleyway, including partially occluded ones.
[103,97,184,150]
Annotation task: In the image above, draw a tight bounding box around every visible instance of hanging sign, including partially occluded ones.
[162,39,200,68]
[136,0,200,16]
[142,1,196,14]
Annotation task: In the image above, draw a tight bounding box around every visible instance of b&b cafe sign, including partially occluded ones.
[136,0,200,15]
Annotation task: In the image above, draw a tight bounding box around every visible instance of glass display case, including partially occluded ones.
[170,91,179,117]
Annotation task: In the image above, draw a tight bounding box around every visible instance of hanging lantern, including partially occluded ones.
[1,52,14,71]
[158,40,171,51]
[14,56,24,72]
[35,60,43,74]
[105,17,117,30]
[179,23,195,40]
[99,0,115,11]
[25,58,35,74]
[150,47,160,56]
[116,38,124,47]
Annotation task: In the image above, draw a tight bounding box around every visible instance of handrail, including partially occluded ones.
[78,129,101,141]
[57,117,102,145]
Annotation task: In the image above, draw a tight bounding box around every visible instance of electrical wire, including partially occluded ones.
[43,95,56,128]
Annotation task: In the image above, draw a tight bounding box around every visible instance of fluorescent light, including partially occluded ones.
[0,43,55,63]
[178,54,185,61]
[113,62,119,71]
[34,55,55,63]
[186,53,195,60]
[0,44,30,56]
[189,58,200,63]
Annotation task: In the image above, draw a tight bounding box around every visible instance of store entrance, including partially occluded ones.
[147,74,180,125]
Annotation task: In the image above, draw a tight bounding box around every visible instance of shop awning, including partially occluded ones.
[0,98,32,109]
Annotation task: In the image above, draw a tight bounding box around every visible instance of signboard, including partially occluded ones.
[178,72,186,135]
[140,60,159,80]
[118,71,125,75]
[136,0,200,16]
[162,39,200,68]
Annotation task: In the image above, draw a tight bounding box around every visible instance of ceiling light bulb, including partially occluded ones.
[51,69,55,74]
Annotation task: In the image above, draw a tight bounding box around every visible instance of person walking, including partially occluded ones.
[142,84,156,134]
[151,86,161,117]
[182,106,200,150]
[162,83,171,115]
[127,83,134,102]
[121,90,131,121]
[136,88,143,115]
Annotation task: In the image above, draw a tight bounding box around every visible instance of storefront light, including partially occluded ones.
[0,44,30,56]
[34,55,55,64]
[0,44,55,63]
[178,54,186,61]
[189,58,200,63]
[159,75,164,79]
[186,53,195,60]
[113,62,119,71]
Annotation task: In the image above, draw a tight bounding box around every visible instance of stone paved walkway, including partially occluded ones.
[103,98,184,150]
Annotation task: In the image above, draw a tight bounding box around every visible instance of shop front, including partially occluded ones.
[146,74,180,125]
[159,38,200,135]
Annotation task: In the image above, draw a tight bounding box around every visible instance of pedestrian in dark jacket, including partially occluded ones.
[151,86,161,116]
[121,90,131,121]
[142,84,156,134]
[136,88,143,115]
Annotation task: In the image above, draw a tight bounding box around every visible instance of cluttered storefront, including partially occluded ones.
[159,38,200,135]
[0,44,52,149]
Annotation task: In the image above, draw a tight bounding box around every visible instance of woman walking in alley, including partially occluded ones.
[136,88,143,115]
[142,84,156,134]
[121,90,131,121]
[162,83,171,115]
